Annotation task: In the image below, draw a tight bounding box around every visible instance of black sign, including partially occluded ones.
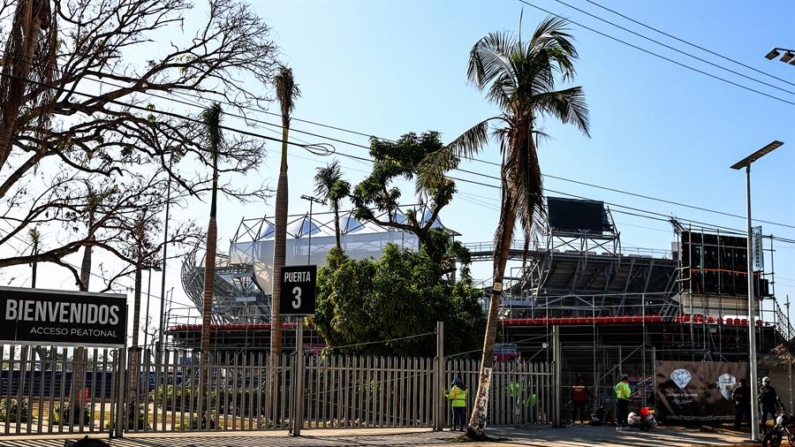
[279,265,317,315]
[547,197,605,234]
[0,287,127,347]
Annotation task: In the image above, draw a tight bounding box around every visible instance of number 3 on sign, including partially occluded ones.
[292,286,302,309]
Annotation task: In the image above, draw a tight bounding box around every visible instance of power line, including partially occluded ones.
[11,49,792,233]
[516,0,795,107]
[584,0,795,89]
[3,69,794,243]
[0,71,327,153]
[551,0,795,96]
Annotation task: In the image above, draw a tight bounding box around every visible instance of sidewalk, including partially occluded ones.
[0,426,760,447]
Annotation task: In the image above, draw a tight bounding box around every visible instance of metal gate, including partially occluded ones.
[560,343,656,423]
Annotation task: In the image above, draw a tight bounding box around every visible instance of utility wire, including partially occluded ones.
[0,71,323,152]
[584,0,795,89]
[516,0,795,107]
[552,0,795,96]
[2,71,794,244]
[9,48,791,232]
[328,331,436,351]
[78,59,795,232]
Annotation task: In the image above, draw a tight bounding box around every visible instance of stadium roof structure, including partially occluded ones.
[180,207,453,323]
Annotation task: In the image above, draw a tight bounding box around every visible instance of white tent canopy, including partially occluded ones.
[229,208,451,295]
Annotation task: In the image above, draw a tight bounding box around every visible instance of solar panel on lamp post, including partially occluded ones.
[730,140,784,442]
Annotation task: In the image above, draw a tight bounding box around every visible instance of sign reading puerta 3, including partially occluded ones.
[0,287,127,348]
[279,265,317,316]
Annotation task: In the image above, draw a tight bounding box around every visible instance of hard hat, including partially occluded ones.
[763,376,771,384]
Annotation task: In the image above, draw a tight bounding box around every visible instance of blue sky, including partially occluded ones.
[218,0,794,320]
[24,0,791,339]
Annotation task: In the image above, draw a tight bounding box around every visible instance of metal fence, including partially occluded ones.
[0,344,120,436]
[0,345,554,436]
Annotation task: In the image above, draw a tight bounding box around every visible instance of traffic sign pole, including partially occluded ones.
[280,265,315,436]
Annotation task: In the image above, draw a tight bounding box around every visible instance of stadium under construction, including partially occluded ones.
[172,197,793,404]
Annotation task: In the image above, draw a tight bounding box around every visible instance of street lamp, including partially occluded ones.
[765,47,795,65]
[300,194,325,265]
[731,140,784,442]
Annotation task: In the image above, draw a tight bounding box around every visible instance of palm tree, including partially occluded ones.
[421,17,590,437]
[270,65,300,409]
[314,160,351,251]
[27,228,40,288]
[200,102,222,425]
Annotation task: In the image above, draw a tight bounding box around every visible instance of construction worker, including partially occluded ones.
[571,374,594,425]
[525,388,539,424]
[445,376,468,431]
[614,374,631,432]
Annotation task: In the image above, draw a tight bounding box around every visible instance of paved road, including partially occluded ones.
[0,426,760,447]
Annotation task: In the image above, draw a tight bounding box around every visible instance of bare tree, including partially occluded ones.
[0,0,278,276]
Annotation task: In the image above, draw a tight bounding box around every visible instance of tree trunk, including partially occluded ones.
[0,5,40,166]
[269,169,287,415]
[73,236,93,422]
[467,187,517,437]
[30,238,38,288]
[127,262,143,423]
[200,215,217,425]
[333,201,341,250]
[79,245,92,291]
[131,264,142,348]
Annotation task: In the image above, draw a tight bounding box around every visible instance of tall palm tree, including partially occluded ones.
[200,102,222,424]
[270,65,300,408]
[314,160,351,251]
[421,17,590,437]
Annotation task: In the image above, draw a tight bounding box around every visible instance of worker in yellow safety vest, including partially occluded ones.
[445,376,468,431]
[614,374,631,432]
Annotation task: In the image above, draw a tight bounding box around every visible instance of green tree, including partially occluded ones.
[313,241,485,357]
[420,17,590,437]
[352,131,456,249]
[314,160,351,251]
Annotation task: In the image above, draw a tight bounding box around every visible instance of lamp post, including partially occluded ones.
[300,194,325,265]
[731,140,784,442]
[765,47,795,65]
[143,265,162,354]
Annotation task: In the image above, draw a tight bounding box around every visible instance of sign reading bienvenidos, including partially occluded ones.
[0,287,127,347]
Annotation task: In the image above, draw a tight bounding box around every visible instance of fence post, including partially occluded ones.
[552,325,562,427]
[114,347,127,438]
[292,317,305,436]
[435,321,445,431]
